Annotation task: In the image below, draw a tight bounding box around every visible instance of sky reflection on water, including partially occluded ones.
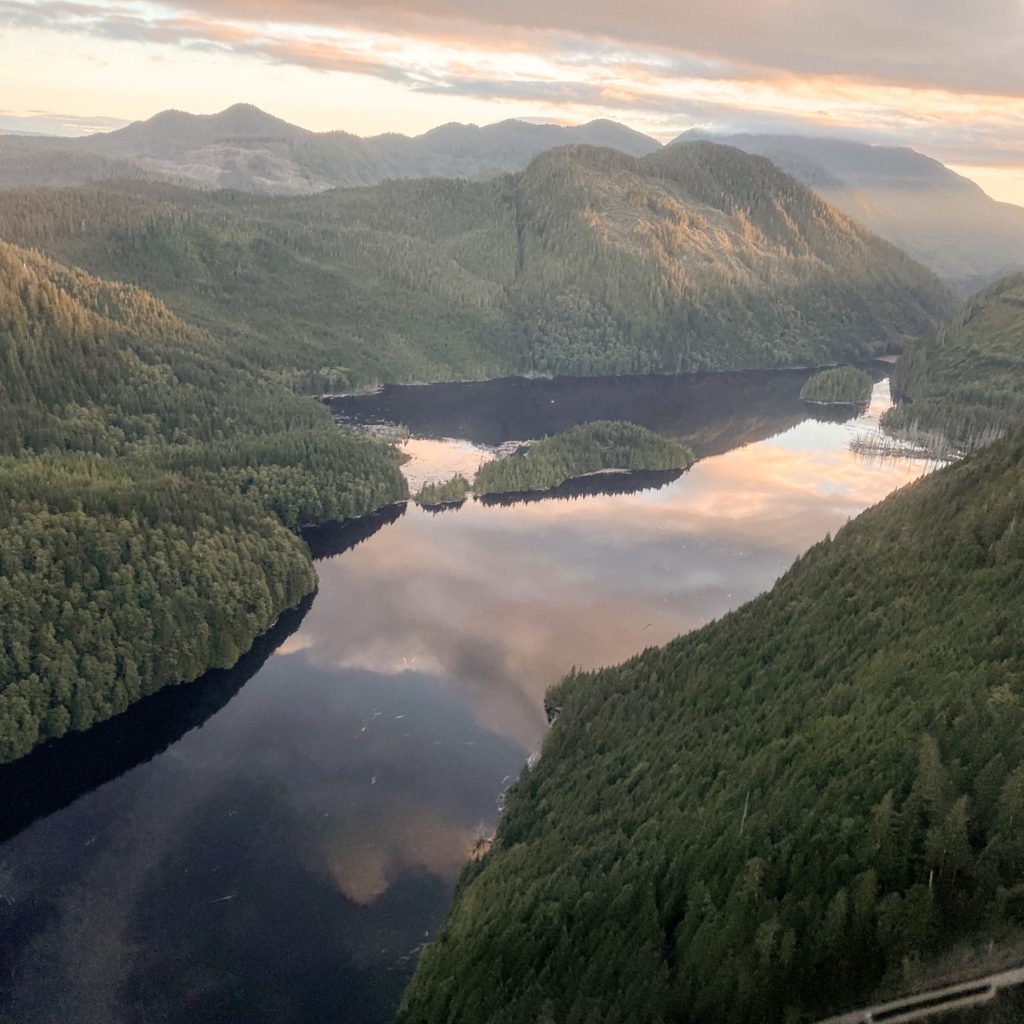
[0,375,935,1024]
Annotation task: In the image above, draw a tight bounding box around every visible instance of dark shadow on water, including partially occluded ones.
[0,506,406,845]
[329,367,895,458]
[326,370,817,457]
[0,597,313,845]
[302,502,406,561]
[417,499,468,514]
[476,468,685,508]
[802,400,871,424]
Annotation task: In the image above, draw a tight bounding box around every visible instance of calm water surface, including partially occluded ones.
[0,372,935,1024]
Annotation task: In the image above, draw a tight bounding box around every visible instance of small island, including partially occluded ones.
[473,421,694,496]
[800,365,874,405]
[414,474,471,508]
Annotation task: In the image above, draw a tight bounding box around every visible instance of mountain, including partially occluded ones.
[0,142,954,387]
[0,104,661,194]
[364,117,662,181]
[678,132,1024,294]
[398,356,1024,1022]
[89,103,311,158]
[3,107,1013,294]
[0,239,407,762]
[884,273,1024,446]
[2,108,1016,295]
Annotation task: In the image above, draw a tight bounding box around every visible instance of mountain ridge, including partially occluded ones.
[679,131,1024,294]
[1,105,1019,291]
[0,105,660,195]
[0,141,954,386]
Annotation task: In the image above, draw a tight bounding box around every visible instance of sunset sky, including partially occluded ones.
[1,0,1023,203]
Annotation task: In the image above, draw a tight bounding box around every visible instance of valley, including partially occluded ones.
[0,93,1022,1024]
[0,142,952,387]
[0,371,936,1024]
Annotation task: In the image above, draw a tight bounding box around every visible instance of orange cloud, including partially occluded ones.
[2,0,1023,181]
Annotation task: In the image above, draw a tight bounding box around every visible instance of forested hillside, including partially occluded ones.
[799,365,874,405]
[683,133,1024,295]
[0,241,407,761]
[5,109,1019,297]
[0,135,150,189]
[0,142,953,386]
[399,425,1024,1024]
[884,274,1024,449]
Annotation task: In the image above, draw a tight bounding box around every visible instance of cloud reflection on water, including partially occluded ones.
[0,376,939,1024]
[286,405,932,750]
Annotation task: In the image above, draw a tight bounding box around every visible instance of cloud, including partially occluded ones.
[169,0,1024,97]
[2,0,1023,184]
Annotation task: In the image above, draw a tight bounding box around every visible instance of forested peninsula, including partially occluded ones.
[472,421,693,496]
[799,365,874,405]
[0,241,407,762]
[399,286,1024,1024]
[884,273,1024,450]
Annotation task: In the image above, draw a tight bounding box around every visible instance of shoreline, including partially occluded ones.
[316,360,895,403]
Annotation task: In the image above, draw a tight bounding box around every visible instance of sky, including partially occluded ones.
[1,0,1023,204]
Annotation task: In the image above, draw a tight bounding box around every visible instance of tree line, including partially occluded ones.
[0,142,952,390]
[399,280,1024,1023]
[800,365,874,405]
[0,240,407,761]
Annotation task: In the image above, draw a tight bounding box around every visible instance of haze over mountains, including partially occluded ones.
[0,142,951,387]
[1,104,1020,294]
[0,103,660,194]
[683,131,1024,296]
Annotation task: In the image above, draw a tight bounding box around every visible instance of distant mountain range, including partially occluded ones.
[0,104,1018,293]
[0,103,659,193]
[0,141,952,387]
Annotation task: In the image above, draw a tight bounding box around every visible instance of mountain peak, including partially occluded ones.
[91,103,307,157]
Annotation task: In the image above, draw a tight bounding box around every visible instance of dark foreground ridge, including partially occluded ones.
[399,428,1024,1024]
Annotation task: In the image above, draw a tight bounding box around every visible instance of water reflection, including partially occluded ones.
[0,512,405,847]
[0,656,523,1024]
[301,382,928,751]
[802,399,872,423]
[303,504,407,562]
[328,368,859,457]
[476,467,684,507]
[0,599,311,846]
[0,372,931,1024]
